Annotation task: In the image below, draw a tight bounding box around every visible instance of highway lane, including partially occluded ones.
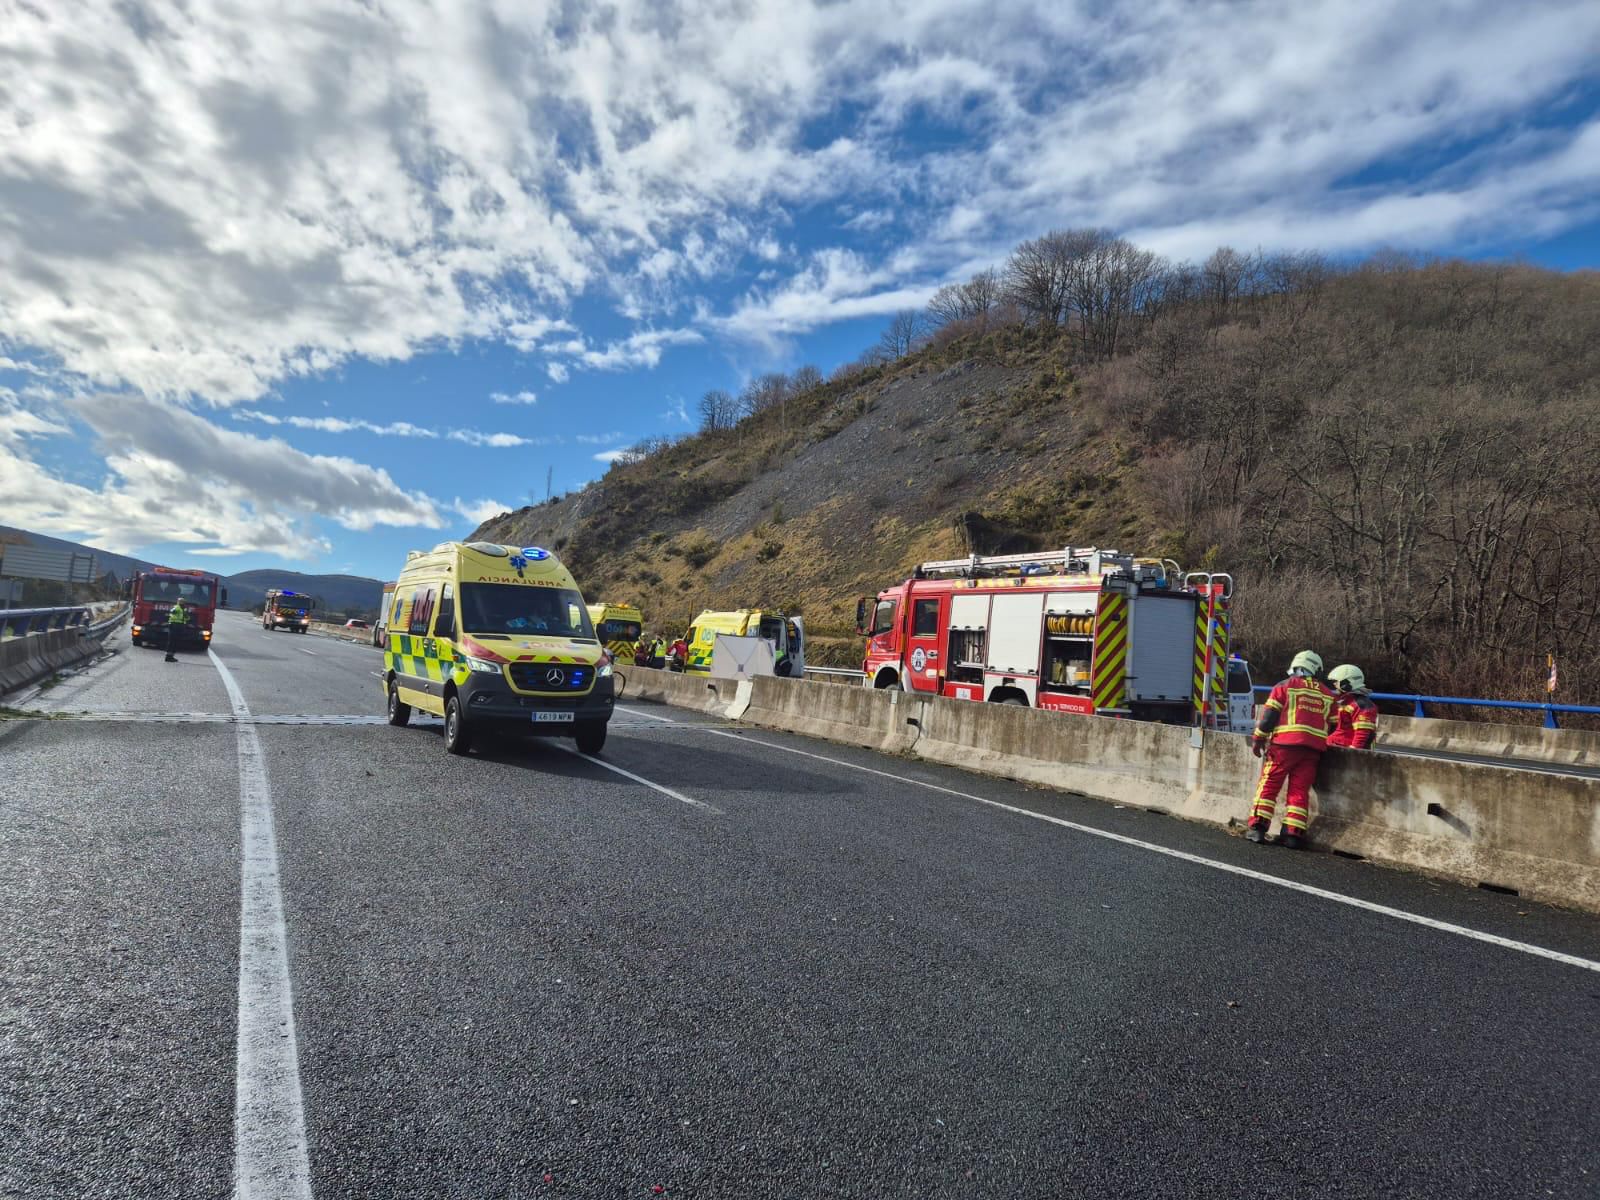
[3,617,1599,1199]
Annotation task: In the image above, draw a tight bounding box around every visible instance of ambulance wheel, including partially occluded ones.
[386,679,411,727]
[444,694,473,755]
[575,720,607,756]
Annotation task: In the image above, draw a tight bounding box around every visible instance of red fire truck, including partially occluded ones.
[128,567,226,650]
[857,548,1233,725]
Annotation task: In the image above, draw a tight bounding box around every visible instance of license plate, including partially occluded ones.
[533,711,575,723]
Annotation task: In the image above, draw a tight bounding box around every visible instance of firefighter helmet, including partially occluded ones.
[1288,650,1323,677]
[1328,663,1367,693]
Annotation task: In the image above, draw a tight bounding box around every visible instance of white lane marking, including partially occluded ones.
[624,707,1600,976]
[296,647,317,657]
[619,705,676,724]
[555,742,721,814]
[209,650,314,1200]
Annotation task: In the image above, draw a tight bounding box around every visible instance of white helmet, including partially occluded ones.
[1328,663,1367,693]
[1288,650,1323,678]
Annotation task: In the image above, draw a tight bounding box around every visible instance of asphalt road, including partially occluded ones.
[3,608,1599,1199]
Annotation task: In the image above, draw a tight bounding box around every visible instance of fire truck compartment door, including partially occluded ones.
[949,594,990,630]
[1045,591,1097,615]
[986,593,1045,674]
[1127,594,1197,701]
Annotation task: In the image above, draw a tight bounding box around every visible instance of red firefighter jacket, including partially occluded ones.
[1329,694,1379,749]
[1255,676,1338,750]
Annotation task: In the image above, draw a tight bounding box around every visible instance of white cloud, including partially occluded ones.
[716,248,937,343]
[567,327,704,372]
[576,431,626,444]
[0,0,1594,412]
[235,410,439,438]
[594,447,642,464]
[661,396,691,425]
[447,428,553,448]
[0,394,441,559]
[452,496,510,525]
[490,390,538,406]
[236,408,547,447]
[0,395,69,444]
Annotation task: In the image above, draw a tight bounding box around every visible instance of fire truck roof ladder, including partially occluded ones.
[915,547,1132,579]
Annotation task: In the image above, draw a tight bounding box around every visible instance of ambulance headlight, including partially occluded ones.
[463,655,502,674]
[597,661,614,678]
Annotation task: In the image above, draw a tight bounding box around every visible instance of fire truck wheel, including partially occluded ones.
[444,694,473,755]
[998,696,1028,706]
[386,679,411,727]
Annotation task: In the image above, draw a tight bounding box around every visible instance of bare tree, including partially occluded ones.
[928,268,1002,328]
[1004,232,1073,325]
[739,372,792,418]
[790,364,823,393]
[698,388,737,431]
[879,309,928,359]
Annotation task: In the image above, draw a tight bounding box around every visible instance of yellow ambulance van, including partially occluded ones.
[586,602,644,663]
[681,608,805,676]
[381,541,615,755]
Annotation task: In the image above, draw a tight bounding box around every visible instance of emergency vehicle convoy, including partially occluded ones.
[262,588,314,633]
[682,608,806,677]
[858,547,1235,726]
[127,567,225,650]
[586,602,644,664]
[381,541,615,756]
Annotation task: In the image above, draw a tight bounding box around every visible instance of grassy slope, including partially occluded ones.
[473,324,1167,665]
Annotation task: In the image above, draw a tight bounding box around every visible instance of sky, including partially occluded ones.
[2,0,1598,581]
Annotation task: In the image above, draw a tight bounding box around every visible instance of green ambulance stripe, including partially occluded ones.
[386,632,460,686]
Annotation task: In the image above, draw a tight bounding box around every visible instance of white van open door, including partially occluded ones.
[784,616,805,676]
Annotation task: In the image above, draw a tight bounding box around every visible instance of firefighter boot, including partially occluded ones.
[1278,831,1304,850]
[1244,820,1268,844]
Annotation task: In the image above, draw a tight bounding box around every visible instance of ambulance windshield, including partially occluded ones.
[461,584,595,640]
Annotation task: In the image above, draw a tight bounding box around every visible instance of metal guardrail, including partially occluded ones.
[804,665,867,680]
[0,605,93,638]
[86,604,130,639]
[1253,685,1600,730]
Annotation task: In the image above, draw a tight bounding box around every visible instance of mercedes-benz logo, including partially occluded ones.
[544,667,566,686]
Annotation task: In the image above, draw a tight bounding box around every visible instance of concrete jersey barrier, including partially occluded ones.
[633,674,1600,913]
[1379,714,1600,769]
[0,606,128,699]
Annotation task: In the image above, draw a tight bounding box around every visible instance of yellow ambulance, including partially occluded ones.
[585,602,644,663]
[381,541,615,756]
[681,608,805,676]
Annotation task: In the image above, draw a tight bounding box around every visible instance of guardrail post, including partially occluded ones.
[1412,698,1426,718]
[1544,706,1560,731]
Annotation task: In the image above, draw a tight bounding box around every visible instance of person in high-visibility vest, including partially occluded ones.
[164,598,188,662]
[1247,650,1337,849]
[1327,664,1379,749]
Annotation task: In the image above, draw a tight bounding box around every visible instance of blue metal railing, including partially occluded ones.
[0,605,92,639]
[1252,685,1600,730]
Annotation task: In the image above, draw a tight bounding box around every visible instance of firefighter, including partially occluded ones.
[1327,664,1379,749]
[164,597,189,662]
[1246,650,1337,849]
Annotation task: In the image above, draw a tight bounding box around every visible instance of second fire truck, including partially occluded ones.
[858,547,1233,726]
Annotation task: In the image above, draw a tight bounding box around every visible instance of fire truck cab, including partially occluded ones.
[858,548,1233,725]
[128,568,225,650]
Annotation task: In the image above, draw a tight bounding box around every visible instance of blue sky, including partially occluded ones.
[2,0,1598,580]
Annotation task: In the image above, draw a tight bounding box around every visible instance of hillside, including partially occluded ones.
[222,570,384,616]
[474,253,1600,708]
